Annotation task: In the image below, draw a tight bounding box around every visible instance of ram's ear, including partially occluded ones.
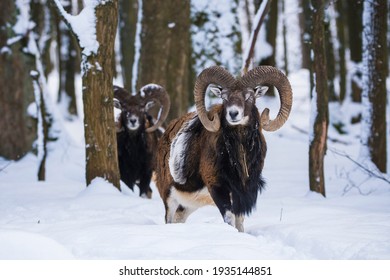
[113,98,122,109]
[145,100,155,111]
[254,86,268,98]
[209,84,223,98]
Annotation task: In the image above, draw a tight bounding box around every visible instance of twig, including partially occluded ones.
[0,161,12,172]
[330,148,390,185]
[291,124,350,145]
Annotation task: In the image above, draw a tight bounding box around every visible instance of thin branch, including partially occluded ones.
[241,0,273,75]
[48,0,75,36]
[291,124,350,145]
[0,161,12,172]
[330,148,390,185]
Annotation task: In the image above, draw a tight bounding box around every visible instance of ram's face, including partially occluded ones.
[209,85,267,126]
[121,97,145,131]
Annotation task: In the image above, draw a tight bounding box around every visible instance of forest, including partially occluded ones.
[0,0,390,262]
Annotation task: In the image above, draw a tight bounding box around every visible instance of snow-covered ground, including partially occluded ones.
[1,69,389,261]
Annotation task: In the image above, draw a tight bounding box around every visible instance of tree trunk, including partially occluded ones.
[299,0,312,71]
[347,0,363,103]
[56,0,79,117]
[324,20,337,102]
[309,0,329,197]
[50,0,121,189]
[361,0,388,173]
[82,2,121,188]
[138,0,191,123]
[260,0,278,67]
[0,0,36,160]
[119,0,138,91]
[335,0,346,102]
[31,72,48,181]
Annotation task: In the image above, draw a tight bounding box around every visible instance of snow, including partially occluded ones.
[52,0,99,56]
[1,68,389,261]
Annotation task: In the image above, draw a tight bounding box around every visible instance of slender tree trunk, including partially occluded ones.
[119,0,138,90]
[309,0,329,197]
[281,0,288,76]
[361,0,388,173]
[335,0,346,102]
[56,0,78,117]
[259,0,278,67]
[299,0,312,70]
[0,0,36,160]
[324,20,337,102]
[139,0,190,122]
[31,72,48,181]
[347,0,363,103]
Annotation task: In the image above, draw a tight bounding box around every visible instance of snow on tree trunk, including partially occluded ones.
[360,0,388,173]
[50,0,120,189]
[309,0,329,197]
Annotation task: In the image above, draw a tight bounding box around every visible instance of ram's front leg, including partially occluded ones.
[209,186,238,229]
[138,169,153,198]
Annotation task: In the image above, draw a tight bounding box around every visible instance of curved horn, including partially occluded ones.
[139,84,171,132]
[241,66,293,131]
[194,66,236,132]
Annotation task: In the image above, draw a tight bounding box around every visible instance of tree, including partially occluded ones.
[0,0,37,160]
[361,0,388,173]
[55,0,80,117]
[118,0,138,91]
[138,0,191,122]
[50,0,120,188]
[334,0,347,102]
[347,0,363,103]
[309,0,329,197]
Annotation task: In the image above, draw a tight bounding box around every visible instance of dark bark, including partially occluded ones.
[30,72,48,181]
[347,0,363,102]
[56,1,79,117]
[138,0,191,123]
[335,0,346,102]
[50,0,121,189]
[0,0,36,160]
[82,2,120,188]
[309,0,329,197]
[324,20,337,102]
[299,0,312,70]
[119,0,138,91]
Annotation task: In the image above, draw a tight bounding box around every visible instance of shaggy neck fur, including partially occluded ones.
[217,107,266,215]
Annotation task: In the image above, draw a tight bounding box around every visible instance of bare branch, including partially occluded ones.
[241,0,273,75]
[329,148,390,185]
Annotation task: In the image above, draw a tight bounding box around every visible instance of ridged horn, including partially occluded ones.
[194,66,236,132]
[241,66,293,131]
[140,84,171,132]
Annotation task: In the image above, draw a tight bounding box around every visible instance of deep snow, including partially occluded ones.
[1,69,389,260]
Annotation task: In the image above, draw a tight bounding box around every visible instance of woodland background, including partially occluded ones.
[0,0,389,195]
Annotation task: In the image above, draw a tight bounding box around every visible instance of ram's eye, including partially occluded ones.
[221,93,228,101]
[245,93,252,101]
